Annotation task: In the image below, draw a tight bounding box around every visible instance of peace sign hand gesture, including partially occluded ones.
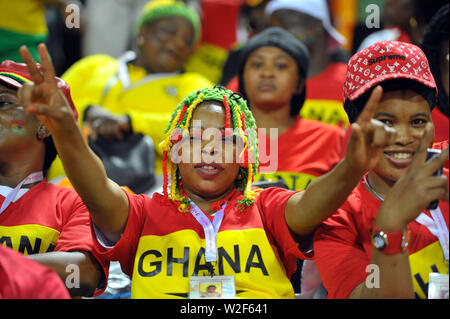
[17,44,77,135]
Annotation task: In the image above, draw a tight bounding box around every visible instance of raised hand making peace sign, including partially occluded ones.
[17,44,129,237]
[18,44,77,135]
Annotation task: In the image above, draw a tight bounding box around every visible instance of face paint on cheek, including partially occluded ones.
[10,118,27,135]
[0,113,27,136]
[11,106,28,135]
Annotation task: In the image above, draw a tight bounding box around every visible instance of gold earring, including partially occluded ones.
[409,17,418,28]
[36,125,49,141]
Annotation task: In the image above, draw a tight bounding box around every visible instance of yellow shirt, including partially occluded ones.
[0,0,47,36]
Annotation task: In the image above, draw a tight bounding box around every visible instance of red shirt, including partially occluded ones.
[0,245,70,299]
[314,172,449,299]
[93,188,310,298]
[0,181,108,295]
[306,62,347,102]
[255,116,346,190]
[302,62,350,128]
[200,0,241,50]
[431,107,449,143]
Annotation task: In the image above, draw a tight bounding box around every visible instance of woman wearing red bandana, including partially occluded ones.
[314,41,449,299]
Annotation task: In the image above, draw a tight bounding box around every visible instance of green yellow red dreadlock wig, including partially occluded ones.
[159,86,259,213]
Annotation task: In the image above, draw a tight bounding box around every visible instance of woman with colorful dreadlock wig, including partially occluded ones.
[24,44,403,300]
[159,86,260,213]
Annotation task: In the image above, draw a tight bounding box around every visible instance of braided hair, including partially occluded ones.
[159,86,260,213]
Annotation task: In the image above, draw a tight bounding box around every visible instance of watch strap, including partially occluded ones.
[370,225,411,254]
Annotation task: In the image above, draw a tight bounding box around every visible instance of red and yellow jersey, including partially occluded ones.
[301,62,349,128]
[254,116,346,191]
[0,181,93,254]
[314,171,449,299]
[94,187,311,299]
[184,0,242,84]
[0,181,108,293]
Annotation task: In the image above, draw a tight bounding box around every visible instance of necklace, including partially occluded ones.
[178,180,236,214]
[209,188,236,212]
[363,175,385,201]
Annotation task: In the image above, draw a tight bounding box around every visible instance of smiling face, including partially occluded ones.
[243,46,301,112]
[177,101,241,200]
[371,89,433,185]
[138,16,194,73]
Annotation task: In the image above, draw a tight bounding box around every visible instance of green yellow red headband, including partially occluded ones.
[159,86,260,213]
[135,0,201,44]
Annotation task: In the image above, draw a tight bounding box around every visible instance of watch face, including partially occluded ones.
[373,233,387,250]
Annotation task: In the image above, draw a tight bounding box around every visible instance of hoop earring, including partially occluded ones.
[36,125,50,141]
[409,17,418,28]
